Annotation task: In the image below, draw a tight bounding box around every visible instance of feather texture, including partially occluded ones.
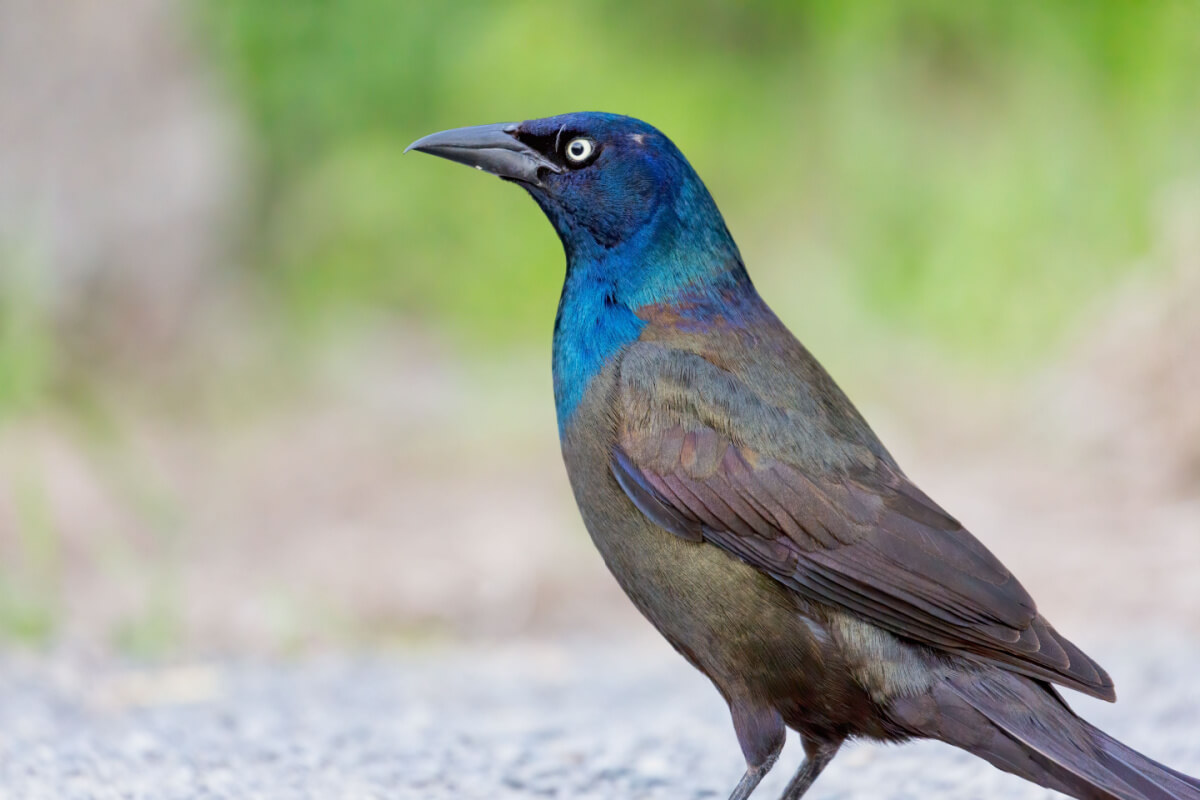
[611,333,1113,700]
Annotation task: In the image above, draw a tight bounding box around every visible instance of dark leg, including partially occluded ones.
[728,750,779,800]
[777,737,841,800]
[728,701,785,800]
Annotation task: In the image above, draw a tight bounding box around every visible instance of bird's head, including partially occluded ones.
[407,112,741,276]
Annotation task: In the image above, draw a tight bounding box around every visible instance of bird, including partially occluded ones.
[406,112,1200,800]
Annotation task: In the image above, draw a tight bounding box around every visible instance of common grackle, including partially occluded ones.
[407,113,1199,800]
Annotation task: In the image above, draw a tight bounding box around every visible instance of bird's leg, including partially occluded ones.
[727,702,785,800]
[777,737,841,800]
[728,750,779,800]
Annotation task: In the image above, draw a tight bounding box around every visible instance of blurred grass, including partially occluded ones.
[199,0,1200,363]
[0,467,60,643]
[0,243,56,422]
[0,412,190,651]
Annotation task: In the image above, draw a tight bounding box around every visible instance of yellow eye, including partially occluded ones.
[565,137,594,163]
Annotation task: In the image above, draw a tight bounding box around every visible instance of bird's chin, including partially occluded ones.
[500,175,547,195]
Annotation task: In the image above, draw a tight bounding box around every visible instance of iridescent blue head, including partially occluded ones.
[407,112,746,284]
[408,112,755,429]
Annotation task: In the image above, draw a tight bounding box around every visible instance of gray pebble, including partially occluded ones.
[1,635,1197,799]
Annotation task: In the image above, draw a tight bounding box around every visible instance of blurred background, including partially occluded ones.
[0,0,1198,658]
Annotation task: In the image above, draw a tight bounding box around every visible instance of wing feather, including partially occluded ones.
[612,342,1114,700]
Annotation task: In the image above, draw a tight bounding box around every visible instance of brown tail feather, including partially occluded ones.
[893,669,1200,800]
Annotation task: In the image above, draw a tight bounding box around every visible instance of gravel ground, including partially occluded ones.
[2,635,1199,800]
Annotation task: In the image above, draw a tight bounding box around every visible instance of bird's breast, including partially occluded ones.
[551,290,645,433]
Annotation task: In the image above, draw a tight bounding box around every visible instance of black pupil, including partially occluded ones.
[570,141,585,157]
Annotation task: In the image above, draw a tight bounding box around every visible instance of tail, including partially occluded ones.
[892,669,1200,800]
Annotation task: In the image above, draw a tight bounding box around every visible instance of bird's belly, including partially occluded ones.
[576,467,879,735]
[560,379,878,736]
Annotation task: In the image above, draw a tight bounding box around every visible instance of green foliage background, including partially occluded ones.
[2,1,1198,651]
[204,0,1200,362]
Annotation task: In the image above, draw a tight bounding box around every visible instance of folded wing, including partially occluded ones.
[613,342,1114,700]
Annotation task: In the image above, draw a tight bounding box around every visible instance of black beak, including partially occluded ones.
[405,122,563,186]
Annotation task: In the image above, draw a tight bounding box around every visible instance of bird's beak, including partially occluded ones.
[405,122,563,186]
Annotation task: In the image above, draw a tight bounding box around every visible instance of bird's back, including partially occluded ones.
[626,283,893,473]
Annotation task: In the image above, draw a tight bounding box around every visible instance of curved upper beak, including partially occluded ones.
[405,122,563,186]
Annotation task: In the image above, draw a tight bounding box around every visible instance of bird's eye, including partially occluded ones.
[564,137,595,163]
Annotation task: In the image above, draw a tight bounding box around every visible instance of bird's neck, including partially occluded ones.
[551,198,750,434]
